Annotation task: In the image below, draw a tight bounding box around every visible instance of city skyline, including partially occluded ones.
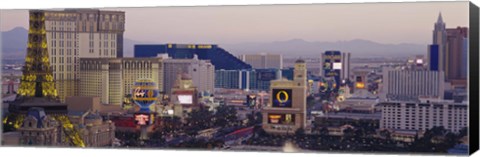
[1,2,468,47]
[1,2,474,155]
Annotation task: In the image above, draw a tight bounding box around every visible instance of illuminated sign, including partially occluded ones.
[246,95,257,107]
[416,59,423,64]
[267,114,295,125]
[323,52,342,77]
[333,62,342,70]
[356,82,365,89]
[272,89,292,108]
[134,113,154,126]
[197,45,212,49]
[337,95,346,102]
[178,95,193,104]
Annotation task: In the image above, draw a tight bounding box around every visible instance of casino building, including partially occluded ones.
[261,59,307,134]
[134,44,251,70]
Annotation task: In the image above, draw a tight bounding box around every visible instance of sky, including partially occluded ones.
[0,1,469,45]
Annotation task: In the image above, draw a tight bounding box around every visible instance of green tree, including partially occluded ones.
[161,116,182,135]
[185,107,213,137]
[319,127,330,137]
[213,105,238,127]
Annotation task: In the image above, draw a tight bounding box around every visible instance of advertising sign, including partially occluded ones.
[246,94,257,107]
[134,113,155,126]
[272,89,293,108]
[267,114,295,125]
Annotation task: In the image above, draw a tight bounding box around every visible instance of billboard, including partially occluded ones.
[272,89,293,108]
[178,95,193,104]
[333,62,342,70]
[134,113,155,126]
[355,76,365,89]
[267,113,295,125]
[246,94,257,107]
[323,52,342,77]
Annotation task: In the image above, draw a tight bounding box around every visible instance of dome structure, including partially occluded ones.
[295,59,305,63]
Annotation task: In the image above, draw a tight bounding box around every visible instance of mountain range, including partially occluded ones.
[1,27,426,61]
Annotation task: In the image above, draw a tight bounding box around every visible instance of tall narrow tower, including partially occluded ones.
[17,10,57,99]
[432,12,447,73]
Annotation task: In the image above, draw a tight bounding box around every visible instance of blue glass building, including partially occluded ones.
[429,44,440,71]
[134,44,252,70]
[215,68,293,91]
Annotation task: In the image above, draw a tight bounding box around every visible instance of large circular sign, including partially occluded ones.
[132,78,159,113]
[276,90,289,103]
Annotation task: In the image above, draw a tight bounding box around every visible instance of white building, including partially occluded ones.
[163,57,215,94]
[239,53,283,69]
[43,9,125,102]
[379,99,467,133]
[381,67,445,101]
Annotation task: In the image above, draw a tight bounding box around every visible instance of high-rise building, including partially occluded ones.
[79,57,163,105]
[163,57,215,94]
[431,13,447,73]
[239,53,283,69]
[379,99,467,133]
[428,44,440,71]
[381,67,445,101]
[445,27,468,80]
[319,51,351,81]
[214,68,290,91]
[134,44,251,70]
[40,9,125,102]
[262,59,307,134]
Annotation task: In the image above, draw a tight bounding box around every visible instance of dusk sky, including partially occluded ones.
[0,1,469,45]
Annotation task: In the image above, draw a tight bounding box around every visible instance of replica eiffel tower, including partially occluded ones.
[8,10,67,115]
[3,10,85,147]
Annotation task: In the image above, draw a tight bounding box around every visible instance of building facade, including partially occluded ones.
[41,9,125,102]
[79,57,163,105]
[239,53,283,69]
[69,111,116,147]
[428,44,440,71]
[445,27,468,81]
[17,108,60,146]
[381,67,445,101]
[134,44,251,70]
[262,59,307,134]
[379,99,467,133]
[319,51,351,81]
[163,57,215,94]
[431,13,447,74]
[215,68,292,91]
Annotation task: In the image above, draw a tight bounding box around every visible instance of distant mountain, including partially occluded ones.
[220,39,427,58]
[2,27,426,60]
[0,27,144,59]
[1,27,28,59]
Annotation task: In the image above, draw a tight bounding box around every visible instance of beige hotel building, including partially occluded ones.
[79,57,163,106]
[42,9,125,102]
[262,59,307,134]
